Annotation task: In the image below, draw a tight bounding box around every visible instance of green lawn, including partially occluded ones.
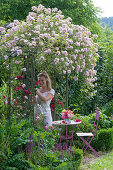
[87,150,113,170]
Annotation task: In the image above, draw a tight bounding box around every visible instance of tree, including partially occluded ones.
[0,0,32,21]
[94,26,113,107]
[0,0,100,30]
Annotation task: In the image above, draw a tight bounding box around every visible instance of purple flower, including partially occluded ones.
[4,55,8,60]
[15,61,21,64]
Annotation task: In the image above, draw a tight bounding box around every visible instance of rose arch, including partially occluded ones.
[0,4,99,120]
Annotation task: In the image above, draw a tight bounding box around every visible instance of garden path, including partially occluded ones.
[80,152,108,169]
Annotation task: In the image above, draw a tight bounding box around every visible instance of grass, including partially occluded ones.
[80,150,113,170]
[88,150,113,170]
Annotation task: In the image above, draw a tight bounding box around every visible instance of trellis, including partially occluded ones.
[6,51,69,121]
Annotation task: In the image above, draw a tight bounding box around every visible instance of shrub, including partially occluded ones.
[89,112,113,130]
[93,127,113,152]
[53,148,83,170]
[74,112,113,151]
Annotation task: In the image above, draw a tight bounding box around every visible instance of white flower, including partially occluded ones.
[63,70,66,74]
[67,70,71,74]
[24,96,28,99]
[54,58,59,64]
[22,84,26,88]
[21,68,26,72]
[0,27,5,32]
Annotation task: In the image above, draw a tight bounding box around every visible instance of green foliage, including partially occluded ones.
[89,112,113,130]
[93,127,113,152]
[0,0,32,21]
[0,114,34,158]
[52,148,83,170]
[0,153,33,170]
[74,112,113,150]
[101,99,113,117]
[68,75,97,115]
[94,27,113,108]
[74,114,93,132]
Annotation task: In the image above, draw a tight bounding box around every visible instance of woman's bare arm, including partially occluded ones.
[36,90,53,102]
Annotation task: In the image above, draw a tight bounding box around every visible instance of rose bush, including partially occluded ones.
[0,4,99,116]
[1,4,99,82]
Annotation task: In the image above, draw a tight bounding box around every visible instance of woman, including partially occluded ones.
[35,71,55,126]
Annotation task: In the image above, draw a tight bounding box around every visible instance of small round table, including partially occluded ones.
[52,120,81,147]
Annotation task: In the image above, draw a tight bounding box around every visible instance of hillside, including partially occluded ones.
[100,17,113,28]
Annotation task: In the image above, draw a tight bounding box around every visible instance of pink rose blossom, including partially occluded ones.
[17,49,22,56]
[0,27,5,32]
[22,84,26,88]
[63,70,66,74]
[67,70,71,74]
[61,58,64,61]
[15,61,21,64]
[45,126,48,130]
[54,58,59,64]
[73,76,78,81]
[75,42,80,46]
[22,68,26,72]
[50,126,54,129]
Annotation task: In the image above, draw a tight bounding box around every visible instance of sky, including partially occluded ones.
[93,0,113,18]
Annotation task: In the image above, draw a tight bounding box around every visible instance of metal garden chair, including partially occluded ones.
[76,109,100,157]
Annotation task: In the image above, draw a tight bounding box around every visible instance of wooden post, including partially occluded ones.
[7,54,11,120]
[66,72,68,110]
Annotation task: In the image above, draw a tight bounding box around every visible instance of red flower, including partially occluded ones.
[35,80,39,85]
[21,86,24,90]
[62,120,66,124]
[65,116,69,119]
[16,76,23,79]
[51,108,55,112]
[14,86,21,91]
[51,97,54,101]
[76,119,81,122]
[24,90,31,94]
[51,104,56,108]
[21,95,24,98]
[3,95,6,99]
[50,126,54,129]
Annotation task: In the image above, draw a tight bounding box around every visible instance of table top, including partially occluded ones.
[52,120,81,126]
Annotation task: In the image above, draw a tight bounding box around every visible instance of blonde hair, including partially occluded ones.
[37,71,52,90]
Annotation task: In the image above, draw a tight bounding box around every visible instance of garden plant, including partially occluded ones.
[0,2,113,170]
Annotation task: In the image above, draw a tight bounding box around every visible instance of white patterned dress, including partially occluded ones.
[35,89,55,126]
